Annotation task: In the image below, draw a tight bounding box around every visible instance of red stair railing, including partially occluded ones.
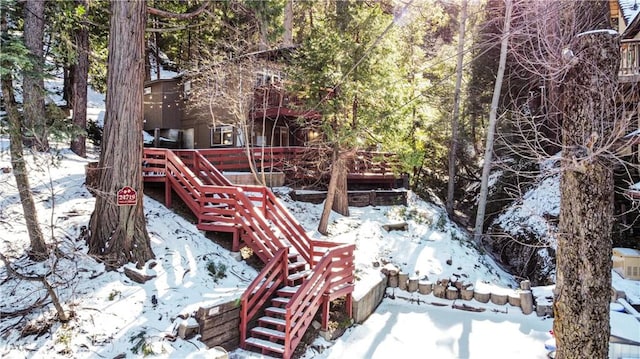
[239,247,289,348]
[283,243,356,358]
[163,151,285,262]
[142,148,356,358]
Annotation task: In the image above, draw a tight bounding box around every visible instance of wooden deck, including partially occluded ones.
[620,39,640,84]
[172,147,407,190]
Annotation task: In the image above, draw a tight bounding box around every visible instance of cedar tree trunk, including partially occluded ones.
[553,3,620,358]
[23,0,49,151]
[88,0,154,268]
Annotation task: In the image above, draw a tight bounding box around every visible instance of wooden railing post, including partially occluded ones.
[620,39,640,78]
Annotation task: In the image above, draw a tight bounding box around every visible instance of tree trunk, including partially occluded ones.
[332,152,349,215]
[553,3,619,357]
[318,147,349,235]
[446,0,466,216]
[23,0,49,151]
[283,0,293,47]
[474,0,512,242]
[88,0,154,269]
[70,0,90,158]
[0,13,48,261]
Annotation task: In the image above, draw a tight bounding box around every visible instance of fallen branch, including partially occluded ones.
[0,252,70,322]
[452,303,486,312]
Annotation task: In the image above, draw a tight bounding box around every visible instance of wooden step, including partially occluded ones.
[265,306,287,316]
[271,297,291,306]
[277,286,299,297]
[287,269,311,283]
[258,315,287,327]
[245,337,285,355]
[251,326,286,340]
[288,261,307,271]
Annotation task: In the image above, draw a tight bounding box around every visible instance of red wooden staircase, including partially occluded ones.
[142,148,355,358]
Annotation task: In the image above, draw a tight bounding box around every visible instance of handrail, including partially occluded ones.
[143,148,356,358]
[239,247,289,348]
[192,147,315,264]
[239,184,313,265]
[178,147,402,178]
[620,39,640,78]
[164,150,285,262]
[283,243,355,358]
[194,151,233,186]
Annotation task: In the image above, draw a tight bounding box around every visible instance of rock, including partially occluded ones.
[178,319,199,340]
[123,266,156,284]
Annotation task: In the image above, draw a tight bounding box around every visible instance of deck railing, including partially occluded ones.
[620,39,640,82]
[174,146,403,188]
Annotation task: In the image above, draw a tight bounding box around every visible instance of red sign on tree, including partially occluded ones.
[117,186,137,206]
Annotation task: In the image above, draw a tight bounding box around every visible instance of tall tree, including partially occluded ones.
[290,1,408,234]
[474,0,512,241]
[70,0,90,157]
[88,0,153,268]
[553,1,619,357]
[446,0,467,215]
[0,0,48,260]
[23,0,49,151]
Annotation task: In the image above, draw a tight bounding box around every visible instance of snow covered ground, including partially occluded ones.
[0,137,638,359]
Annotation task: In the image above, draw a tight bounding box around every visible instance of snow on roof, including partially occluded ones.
[613,271,640,305]
[613,247,640,257]
[610,310,640,345]
[619,0,640,25]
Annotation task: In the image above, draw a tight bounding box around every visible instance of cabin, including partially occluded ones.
[143,48,407,190]
[611,0,640,114]
[143,48,320,150]
[613,247,640,280]
[612,1,640,244]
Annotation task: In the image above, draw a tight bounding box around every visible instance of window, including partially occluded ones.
[611,16,619,30]
[255,135,266,147]
[277,127,289,147]
[256,70,282,87]
[211,126,234,147]
[183,80,192,99]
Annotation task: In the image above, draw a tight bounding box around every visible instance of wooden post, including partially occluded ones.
[418,280,432,295]
[508,291,521,307]
[520,280,531,290]
[460,286,474,301]
[520,290,534,315]
[490,292,508,305]
[388,274,399,288]
[407,276,418,292]
[398,272,408,291]
[446,287,459,300]
[433,284,446,298]
[474,288,490,303]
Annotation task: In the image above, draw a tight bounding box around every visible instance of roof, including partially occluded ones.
[619,0,640,26]
[622,10,640,38]
[613,247,640,257]
[610,310,640,345]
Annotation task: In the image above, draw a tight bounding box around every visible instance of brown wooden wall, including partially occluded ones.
[143,79,184,131]
[196,300,241,351]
